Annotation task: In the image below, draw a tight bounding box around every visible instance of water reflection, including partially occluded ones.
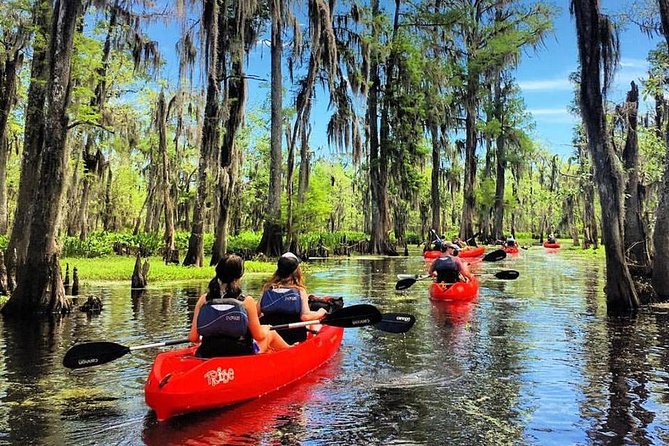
[0,249,668,444]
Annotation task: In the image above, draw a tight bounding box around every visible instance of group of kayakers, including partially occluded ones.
[188,252,326,358]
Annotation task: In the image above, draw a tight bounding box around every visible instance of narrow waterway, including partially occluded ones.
[1,247,668,445]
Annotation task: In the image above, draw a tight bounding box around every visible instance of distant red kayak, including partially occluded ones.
[458,246,485,258]
[428,276,480,302]
[543,241,560,249]
[504,246,519,254]
[423,250,442,259]
[145,325,344,421]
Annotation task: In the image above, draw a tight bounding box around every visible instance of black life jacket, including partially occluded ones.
[433,256,460,283]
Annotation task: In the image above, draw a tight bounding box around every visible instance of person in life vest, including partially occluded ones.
[259,252,327,344]
[188,254,289,358]
[547,234,557,244]
[427,242,473,283]
[505,235,517,248]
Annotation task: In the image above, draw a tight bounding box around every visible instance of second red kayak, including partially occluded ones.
[543,241,560,249]
[145,325,344,421]
[458,246,485,258]
[504,246,519,254]
[428,276,480,302]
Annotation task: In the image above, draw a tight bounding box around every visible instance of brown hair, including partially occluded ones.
[207,254,244,301]
[262,264,306,293]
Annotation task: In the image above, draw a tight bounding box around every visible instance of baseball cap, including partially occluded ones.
[277,252,300,277]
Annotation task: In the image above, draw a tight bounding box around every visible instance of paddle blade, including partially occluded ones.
[63,341,130,369]
[323,304,382,328]
[395,278,417,291]
[495,270,520,280]
[374,313,416,333]
[483,249,506,262]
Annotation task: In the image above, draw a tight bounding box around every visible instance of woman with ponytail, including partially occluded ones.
[188,254,289,357]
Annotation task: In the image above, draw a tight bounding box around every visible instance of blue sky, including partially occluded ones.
[516,3,662,157]
[152,2,663,159]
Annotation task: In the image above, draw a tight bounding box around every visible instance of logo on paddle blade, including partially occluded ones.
[205,367,235,386]
[396,316,411,322]
[352,318,371,326]
[77,358,99,365]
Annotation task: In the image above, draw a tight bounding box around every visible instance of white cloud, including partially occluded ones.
[619,58,647,68]
[529,108,568,115]
[518,78,572,91]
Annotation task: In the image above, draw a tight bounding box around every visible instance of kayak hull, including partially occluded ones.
[428,277,480,302]
[458,246,485,258]
[423,250,442,259]
[145,325,344,421]
[543,242,560,249]
[504,246,519,254]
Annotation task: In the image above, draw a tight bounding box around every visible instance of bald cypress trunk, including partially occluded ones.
[572,0,638,312]
[6,2,51,288]
[622,82,650,271]
[2,0,83,317]
[651,0,669,298]
[257,0,284,257]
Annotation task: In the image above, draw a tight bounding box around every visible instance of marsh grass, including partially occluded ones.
[61,256,280,284]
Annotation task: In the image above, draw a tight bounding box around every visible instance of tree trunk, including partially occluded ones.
[3,0,83,317]
[621,81,650,271]
[572,0,639,312]
[652,0,669,298]
[367,0,391,255]
[183,0,223,267]
[430,124,441,233]
[257,0,284,257]
[492,80,505,241]
[156,91,177,263]
[6,1,51,280]
[0,51,22,235]
[460,77,477,240]
[211,53,245,265]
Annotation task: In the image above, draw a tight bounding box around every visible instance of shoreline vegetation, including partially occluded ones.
[0,237,601,309]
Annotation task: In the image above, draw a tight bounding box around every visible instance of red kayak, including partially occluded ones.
[458,246,485,258]
[428,276,480,302]
[423,250,442,259]
[504,246,519,254]
[145,325,344,421]
[543,241,560,249]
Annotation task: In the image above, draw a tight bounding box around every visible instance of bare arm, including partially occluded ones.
[299,288,327,322]
[188,294,207,343]
[244,295,269,342]
[457,258,473,281]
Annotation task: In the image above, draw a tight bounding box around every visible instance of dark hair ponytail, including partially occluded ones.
[206,254,244,301]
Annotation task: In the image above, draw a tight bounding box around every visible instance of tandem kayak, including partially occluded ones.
[428,276,480,302]
[145,325,344,421]
[504,246,519,254]
[423,250,442,259]
[543,241,560,249]
[458,246,485,258]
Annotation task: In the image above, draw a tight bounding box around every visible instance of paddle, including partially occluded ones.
[395,269,519,290]
[485,270,520,280]
[270,304,382,330]
[395,275,432,290]
[63,304,387,369]
[63,338,190,369]
[482,248,506,262]
[374,313,416,333]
